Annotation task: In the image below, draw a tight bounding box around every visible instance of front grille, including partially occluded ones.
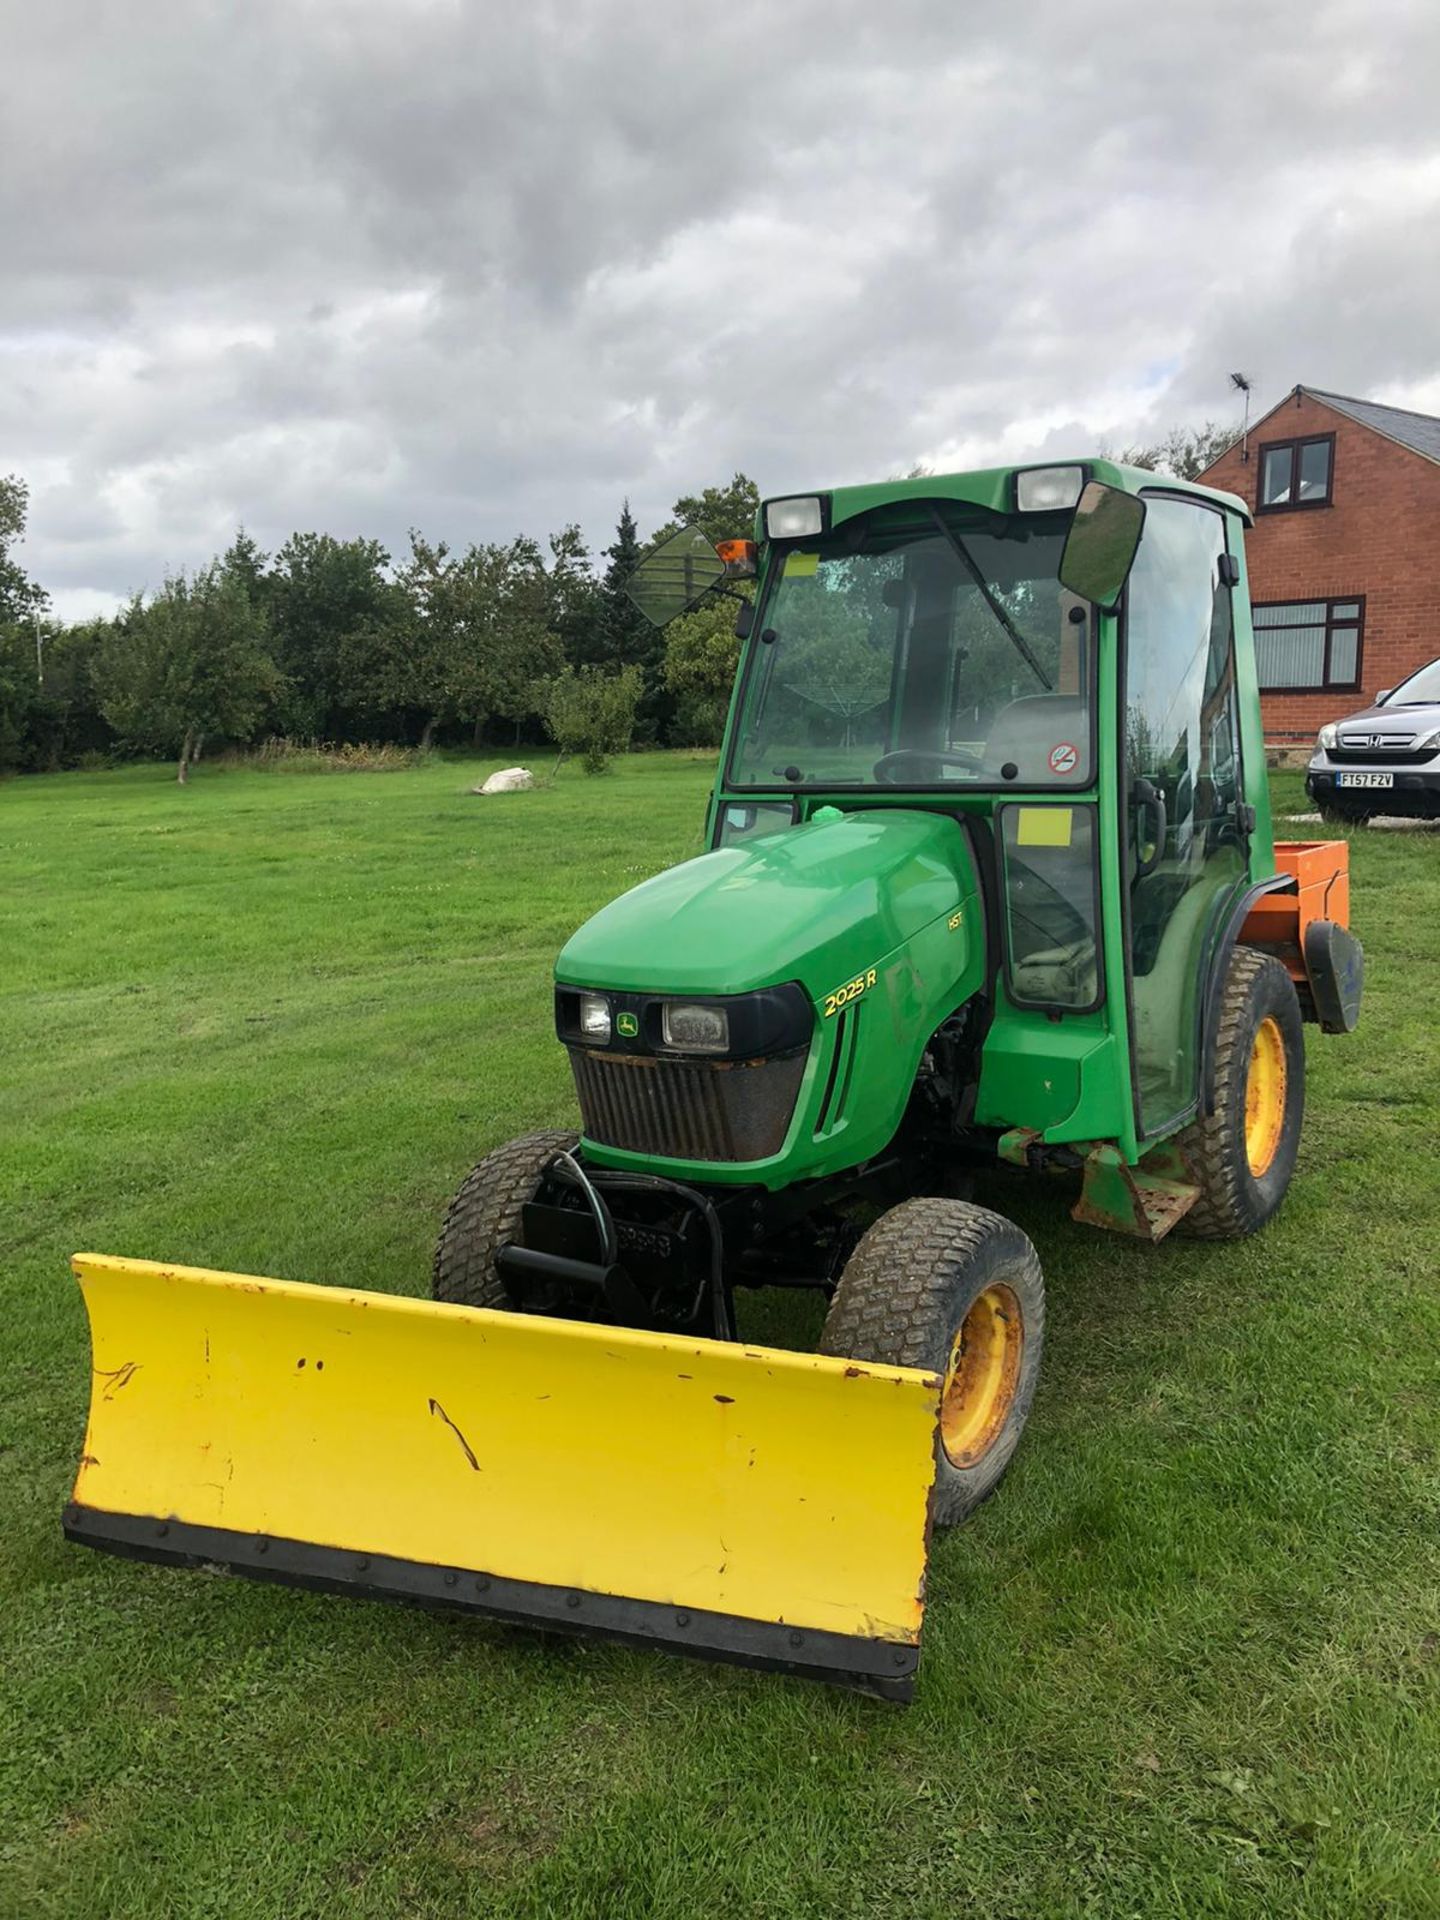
[570,1048,808,1162]
[1330,734,1432,764]
[1329,746,1432,765]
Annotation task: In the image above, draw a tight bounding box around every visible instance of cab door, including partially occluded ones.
[1123,494,1248,1138]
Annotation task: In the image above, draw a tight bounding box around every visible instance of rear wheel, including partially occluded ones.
[819,1199,1044,1528]
[433,1130,578,1308]
[1176,947,1304,1240]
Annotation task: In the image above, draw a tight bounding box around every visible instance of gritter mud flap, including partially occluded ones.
[65,1255,944,1700]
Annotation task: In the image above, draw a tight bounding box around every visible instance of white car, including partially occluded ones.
[1307,657,1440,821]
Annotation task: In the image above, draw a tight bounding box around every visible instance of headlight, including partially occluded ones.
[661,1002,730,1053]
[764,496,824,540]
[1016,465,1085,512]
[1317,723,1338,751]
[1416,728,1440,752]
[578,992,611,1042]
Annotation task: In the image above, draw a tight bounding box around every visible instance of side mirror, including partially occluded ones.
[624,525,727,628]
[1375,688,1392,707]
[1058,481,1147,612]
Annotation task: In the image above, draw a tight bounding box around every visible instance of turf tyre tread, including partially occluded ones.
[433,1130,578,1308]
[819,1198,1045,1528]
[1176,946,1304,1241]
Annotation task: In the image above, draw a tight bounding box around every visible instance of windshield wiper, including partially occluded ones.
[927,506,1052,691]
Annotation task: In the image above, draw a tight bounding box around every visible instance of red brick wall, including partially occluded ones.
[1199,390,1440,744]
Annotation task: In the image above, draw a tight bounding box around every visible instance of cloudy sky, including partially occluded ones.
[4,0,1438,621]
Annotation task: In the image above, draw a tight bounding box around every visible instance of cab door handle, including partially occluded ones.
[1132,778,1167,878]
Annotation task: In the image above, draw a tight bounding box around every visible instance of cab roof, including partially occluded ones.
[758,459,1251,539]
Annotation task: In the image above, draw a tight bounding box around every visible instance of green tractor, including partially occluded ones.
[67,461,1363,1701]
[440,456,1360,1466]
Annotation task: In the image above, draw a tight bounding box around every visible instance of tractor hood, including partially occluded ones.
[556,808,978,1001]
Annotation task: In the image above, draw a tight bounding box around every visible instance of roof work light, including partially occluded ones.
[764,497,825,539]
[1015,466,1085,512]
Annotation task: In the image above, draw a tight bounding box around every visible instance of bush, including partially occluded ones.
[541,665,643,774]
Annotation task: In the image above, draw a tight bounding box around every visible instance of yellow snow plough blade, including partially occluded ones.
[65,1255,944,1699]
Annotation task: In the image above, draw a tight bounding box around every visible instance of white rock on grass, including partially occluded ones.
[473,766,535,795]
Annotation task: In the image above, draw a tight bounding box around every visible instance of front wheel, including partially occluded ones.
[819,1199,1045,1528]
[1176,947,1304,1240]
[433,1130,578,1309]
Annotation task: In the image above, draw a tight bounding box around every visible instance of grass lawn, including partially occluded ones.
[2,754,1437,1918]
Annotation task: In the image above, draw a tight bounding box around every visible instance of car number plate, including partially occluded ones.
[1338,771,1393,788]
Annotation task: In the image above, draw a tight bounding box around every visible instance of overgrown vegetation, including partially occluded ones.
[245,736,427,773]
[1,760,1436,1916]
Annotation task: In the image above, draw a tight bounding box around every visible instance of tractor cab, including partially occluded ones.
[619,459,1297,1184]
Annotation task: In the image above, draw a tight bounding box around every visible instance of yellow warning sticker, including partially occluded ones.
[1016,807,1073,849]
[785,551,820,578]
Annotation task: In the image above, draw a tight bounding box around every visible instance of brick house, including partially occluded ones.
[1197,385,1440,747]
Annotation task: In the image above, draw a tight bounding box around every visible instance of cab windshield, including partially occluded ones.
[728,502,1090,790]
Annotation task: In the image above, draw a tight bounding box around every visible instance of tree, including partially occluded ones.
[487,547,566,743]
[589,501,670,739]
[545,524,602,670]
[663,472,760,548]
[220,526,269,606]
[93,564,282,782]
[0,474,48,627]
[593,501,649,663]
[0,618,112,772]
[267,533,412,739]
[1119,421,1240,481]
[541,664,643,774]
[399,533,564,748]
[663,597,745,746]
[0,622,47,770]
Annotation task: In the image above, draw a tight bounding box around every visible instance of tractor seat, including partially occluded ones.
[1009,938,1097,1007]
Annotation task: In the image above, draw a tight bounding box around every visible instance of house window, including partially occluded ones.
[1257,435,1334,510]
[1252,598,1363,691]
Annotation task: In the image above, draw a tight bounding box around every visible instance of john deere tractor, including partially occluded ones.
[67,461,1363,1701]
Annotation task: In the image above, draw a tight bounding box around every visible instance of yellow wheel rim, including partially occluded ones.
[940,1285,1023,1470]
[1244,1015,1288,1177]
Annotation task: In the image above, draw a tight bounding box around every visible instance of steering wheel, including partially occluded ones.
[873,746,985,784]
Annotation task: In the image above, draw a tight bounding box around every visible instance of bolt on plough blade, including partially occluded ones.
[66,1254,944,1700]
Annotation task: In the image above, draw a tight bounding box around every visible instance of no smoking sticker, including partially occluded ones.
[1048,741,1078,775]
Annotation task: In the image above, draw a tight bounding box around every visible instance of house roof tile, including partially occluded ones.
[1302,387,1440,466]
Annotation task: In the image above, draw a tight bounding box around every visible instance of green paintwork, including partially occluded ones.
[1071,1141,1200,1242]
[557,809,984,1187]
[556,457,1288,1198]
[755,459,1250,548]
[1225,505,1277,869]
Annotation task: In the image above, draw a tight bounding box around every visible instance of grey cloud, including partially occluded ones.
[2,0,1437,618]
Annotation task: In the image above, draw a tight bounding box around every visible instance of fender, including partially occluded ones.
[1198,873,1293,1117]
